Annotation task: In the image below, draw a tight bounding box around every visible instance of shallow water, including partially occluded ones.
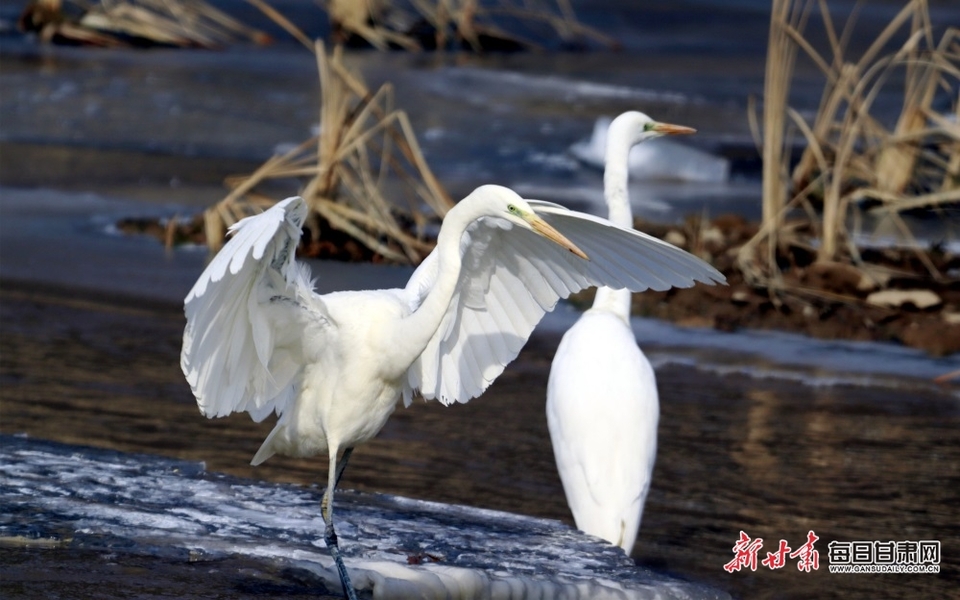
[1,282,958,599]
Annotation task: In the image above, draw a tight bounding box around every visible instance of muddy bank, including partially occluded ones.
[622,215,960,358]
[121,209,960,358]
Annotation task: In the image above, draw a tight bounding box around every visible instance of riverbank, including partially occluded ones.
[625,215,960,358]
[121,207,960,359]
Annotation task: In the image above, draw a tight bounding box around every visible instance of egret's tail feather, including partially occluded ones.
[251,424,282,465]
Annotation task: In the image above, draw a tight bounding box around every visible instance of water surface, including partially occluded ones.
[2,282,957,599]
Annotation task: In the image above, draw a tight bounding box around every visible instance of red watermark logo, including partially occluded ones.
[724,530,818,573]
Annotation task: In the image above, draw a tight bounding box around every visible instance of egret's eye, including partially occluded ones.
[507,204,520,215]
[644,121,656,132]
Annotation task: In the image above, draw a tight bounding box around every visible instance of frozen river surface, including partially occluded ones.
[1,435,728,599]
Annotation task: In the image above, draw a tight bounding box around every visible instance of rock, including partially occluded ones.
[856,265,892,292]
[866,289,942,310]
[700,226,726,254]
[664,230,687,248]
[711,214,753,244]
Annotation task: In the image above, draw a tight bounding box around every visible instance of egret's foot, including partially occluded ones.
[324,523,358,600]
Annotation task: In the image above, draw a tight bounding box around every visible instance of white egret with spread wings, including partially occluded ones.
[547,112,696,554]
[181,184,724,599]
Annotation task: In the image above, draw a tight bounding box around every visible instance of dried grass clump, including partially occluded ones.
[742,0,959,289]
[311,0,617,51]
[415,0,616,50]
[18,0,270,47]
[203,42,453,264]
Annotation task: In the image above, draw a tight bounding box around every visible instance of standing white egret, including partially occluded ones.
[181,184,723,599]
[547,112,696,554]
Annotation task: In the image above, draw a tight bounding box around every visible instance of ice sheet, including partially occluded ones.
[0,435,730,600]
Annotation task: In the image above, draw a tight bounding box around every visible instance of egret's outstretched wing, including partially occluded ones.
[407,200,724,406]
[181,197,319,421]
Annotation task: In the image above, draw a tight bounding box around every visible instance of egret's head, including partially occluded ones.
[473,185,588,260]
[611,111,696,146]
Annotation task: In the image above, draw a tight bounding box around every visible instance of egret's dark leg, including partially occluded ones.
[322,448,357,600]
[334,447,353,492]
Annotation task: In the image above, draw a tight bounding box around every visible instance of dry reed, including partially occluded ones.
[19,0,270,47]
[313,0,616,51]
[202,42,453,264]
[743,0,958,288]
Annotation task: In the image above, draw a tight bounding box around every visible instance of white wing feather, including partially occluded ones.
[408,200,724,406]
[181,197,319,421]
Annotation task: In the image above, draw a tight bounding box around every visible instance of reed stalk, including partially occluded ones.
[760,0,810,277]
[203,41,453,264]
[746,0,957,284]
[22,0,271,47]
[315,0,615,51]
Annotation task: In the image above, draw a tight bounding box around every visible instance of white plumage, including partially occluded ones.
[548,308,658,551]
[181,183,723,598]
[547,112,700,554]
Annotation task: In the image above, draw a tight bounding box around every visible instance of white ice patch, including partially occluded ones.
[0,435,730,600]
[527,151,580,172]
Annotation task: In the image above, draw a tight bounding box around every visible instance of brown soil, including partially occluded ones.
[119,212,960,358]
[117,212,389,264]
[616,214,960,358]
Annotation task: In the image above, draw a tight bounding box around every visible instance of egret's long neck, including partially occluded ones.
[593,125,635,318]
[603,126,634,230]
[395,203,471,361]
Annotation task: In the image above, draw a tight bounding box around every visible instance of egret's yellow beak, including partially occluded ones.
[527,215,589,260]
[651,122,697,135]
